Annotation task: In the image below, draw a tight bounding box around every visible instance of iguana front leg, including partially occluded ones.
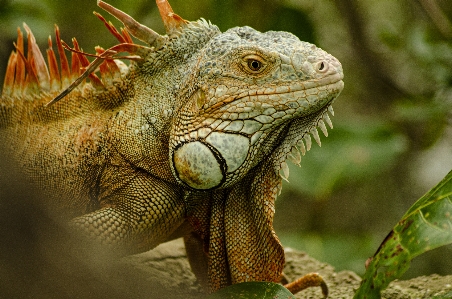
[71,167,185,254]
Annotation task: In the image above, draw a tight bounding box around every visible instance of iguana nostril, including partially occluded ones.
[317,61,328,72]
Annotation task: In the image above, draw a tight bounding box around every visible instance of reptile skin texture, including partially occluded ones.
[0,0,344,296]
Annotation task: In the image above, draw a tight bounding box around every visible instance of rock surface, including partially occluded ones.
[119,239,452,299]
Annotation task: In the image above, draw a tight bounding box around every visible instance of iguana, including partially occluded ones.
[0,0,344,296]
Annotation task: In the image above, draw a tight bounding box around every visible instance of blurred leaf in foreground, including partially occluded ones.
[207,282,294,299]
[354,170,452,299]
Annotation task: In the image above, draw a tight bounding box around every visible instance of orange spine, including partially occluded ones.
[47,36,61,91]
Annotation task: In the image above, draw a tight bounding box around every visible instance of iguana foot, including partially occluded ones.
[284,272,328,298]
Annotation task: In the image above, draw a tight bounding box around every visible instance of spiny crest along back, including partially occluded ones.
[1,0,218,104]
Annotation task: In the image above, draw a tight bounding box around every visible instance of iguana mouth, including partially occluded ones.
[206,75,344,114]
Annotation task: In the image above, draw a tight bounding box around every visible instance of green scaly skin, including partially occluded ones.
[0,0,343,294]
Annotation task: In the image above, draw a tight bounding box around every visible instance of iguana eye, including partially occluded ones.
[248,60,262,71]
[242,55,266,73]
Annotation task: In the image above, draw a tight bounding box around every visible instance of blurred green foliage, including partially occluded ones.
[1,0,451,278]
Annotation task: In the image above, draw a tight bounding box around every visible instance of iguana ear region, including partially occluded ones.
[173,141,226,190]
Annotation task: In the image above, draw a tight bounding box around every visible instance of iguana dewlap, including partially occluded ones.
[0,0,343,296]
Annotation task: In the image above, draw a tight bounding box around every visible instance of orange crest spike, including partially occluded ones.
[156,0,188,34]
[23,23,50,91]
[97,0,164,47]
[47,36,61,91]
[14,41,39,92]
[94,11,126,44]
[95,46,121,81]
[95,47,113,86]
[3,52,17,96]
[71,38,104,89]
[70,41,83,80]
[121,28,133,44]
[15,28,26,92]
[55,25,71,86]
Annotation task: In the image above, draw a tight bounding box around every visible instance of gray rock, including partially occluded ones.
[120,239,452,299]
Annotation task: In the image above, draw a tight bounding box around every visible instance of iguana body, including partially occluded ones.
[0,0,343,295]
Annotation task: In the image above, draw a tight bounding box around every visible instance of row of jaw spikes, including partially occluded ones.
[278,105,334,186]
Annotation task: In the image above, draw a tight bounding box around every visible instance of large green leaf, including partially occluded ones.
[354,170,452,299]
[207,282,295,299]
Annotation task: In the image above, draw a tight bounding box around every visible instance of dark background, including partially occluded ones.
[0,0,451,282]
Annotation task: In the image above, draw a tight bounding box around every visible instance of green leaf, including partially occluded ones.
[432,291,452,299]
[207,282,295,299]
[354,169,452,299]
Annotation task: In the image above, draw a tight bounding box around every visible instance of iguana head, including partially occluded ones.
[169,25,344,190]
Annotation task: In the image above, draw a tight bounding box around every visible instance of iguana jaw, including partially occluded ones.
[169,78,343,191]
